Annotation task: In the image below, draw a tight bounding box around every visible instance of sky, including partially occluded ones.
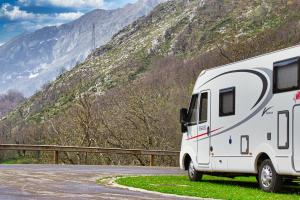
[0,0,138,45]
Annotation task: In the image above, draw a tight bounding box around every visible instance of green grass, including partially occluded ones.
[116,175,300,200]
[1,157,39,164]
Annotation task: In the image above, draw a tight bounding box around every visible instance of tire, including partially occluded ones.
[258,159,282,192]
[188,159,203,181]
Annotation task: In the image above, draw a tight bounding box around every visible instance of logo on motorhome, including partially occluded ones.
[294,91,300,103]
[262,106,273,116]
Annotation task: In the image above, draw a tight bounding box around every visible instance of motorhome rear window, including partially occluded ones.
[273,57,300,93]
[219,87,235,117]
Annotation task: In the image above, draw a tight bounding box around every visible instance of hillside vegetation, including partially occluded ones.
[1,0,300,165]
[0,90,25,118]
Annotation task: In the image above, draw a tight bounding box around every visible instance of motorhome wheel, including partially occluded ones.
[188,160,203,181]
[258,159,282,192]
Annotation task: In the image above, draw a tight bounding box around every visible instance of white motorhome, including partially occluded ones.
[179,45,300,192]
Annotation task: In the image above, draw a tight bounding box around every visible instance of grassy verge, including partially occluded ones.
[116,175,300,200]
[0,157,39,164]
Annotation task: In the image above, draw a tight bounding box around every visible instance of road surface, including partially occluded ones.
[0,164,196,200]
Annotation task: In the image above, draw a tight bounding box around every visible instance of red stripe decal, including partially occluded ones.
[186,127,223,141]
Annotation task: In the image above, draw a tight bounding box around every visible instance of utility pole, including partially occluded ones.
[92,23,96,51]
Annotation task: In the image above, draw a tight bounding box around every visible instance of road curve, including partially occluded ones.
[0,164,196,200]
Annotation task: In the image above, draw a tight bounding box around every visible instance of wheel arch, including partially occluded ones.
[182,153,192,170]
[253,143,278,173]
[255,152,271,173]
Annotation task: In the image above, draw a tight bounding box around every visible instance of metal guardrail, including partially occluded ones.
[0,144,180,166]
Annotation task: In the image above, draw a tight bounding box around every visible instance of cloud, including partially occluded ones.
[21,0,104,9]
[0,3,84,39]
[17,0,30,6]
[16,0,136,10]
[1,4,83,22]
[0,3,34,20]
[54,12,84,20]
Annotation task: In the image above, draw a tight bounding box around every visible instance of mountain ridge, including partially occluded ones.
[0,0,166,96]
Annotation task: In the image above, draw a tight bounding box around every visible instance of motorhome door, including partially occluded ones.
[197,91,211,165]
[186,94,199,159]
[293,105,300,171]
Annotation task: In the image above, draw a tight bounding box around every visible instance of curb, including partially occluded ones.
[109,176,215,200]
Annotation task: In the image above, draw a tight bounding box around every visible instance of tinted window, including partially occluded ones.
[276,63,298,89]
[199,93,208,123]
[274,58,300,93]
[187,94,199,124]
[219,87,235,116]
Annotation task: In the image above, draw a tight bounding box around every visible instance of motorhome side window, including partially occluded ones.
[187,94,199,125]
[273,57,300,93]
[199,92,208,123]
[219,87,235,117]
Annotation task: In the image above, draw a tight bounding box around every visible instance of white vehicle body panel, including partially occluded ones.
[180,45,300,176]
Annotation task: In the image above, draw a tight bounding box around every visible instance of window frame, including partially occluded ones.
[277,110,289,149]
[187,94,199,126]
[273,56,300,94]
[199,92,208,124]
[240,135,249,154]
[219,87,236,117]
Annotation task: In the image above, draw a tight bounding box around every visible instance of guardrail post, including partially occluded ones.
[149,154,155,166]
[53,151,59,164]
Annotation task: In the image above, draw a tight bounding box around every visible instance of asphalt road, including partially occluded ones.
[0,164,197,200]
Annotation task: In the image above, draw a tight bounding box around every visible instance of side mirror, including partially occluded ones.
[180,108,188,133]
[180,108,188,123]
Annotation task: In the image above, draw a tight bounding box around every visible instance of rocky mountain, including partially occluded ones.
[0,0,166,97]
[2,0,300,164]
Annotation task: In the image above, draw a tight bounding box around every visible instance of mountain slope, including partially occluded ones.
[0,0,166,96]
[2,0,300,165]
[0,90,25,117]
[17,0,291,119]
[7,0,299,124]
